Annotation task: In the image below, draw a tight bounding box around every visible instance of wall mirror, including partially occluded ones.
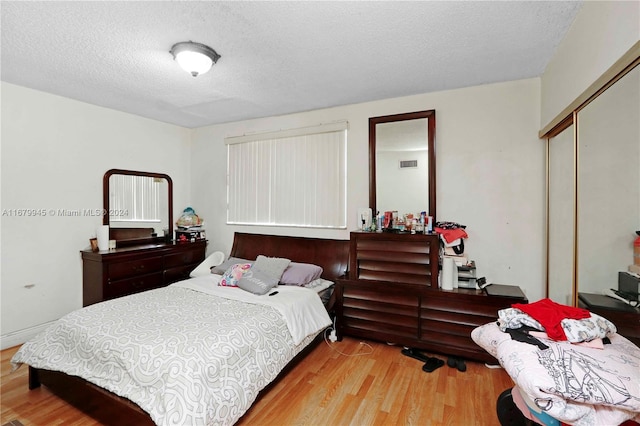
[103,169,173,244]
[369,110,436,220]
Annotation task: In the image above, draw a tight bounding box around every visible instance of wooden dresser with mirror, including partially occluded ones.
[335,110,528,363]
[81,169,206,306]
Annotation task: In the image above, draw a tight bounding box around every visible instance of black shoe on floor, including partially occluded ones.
[422,357,445,373]
[401,347,430,363]
[447,356,466,372]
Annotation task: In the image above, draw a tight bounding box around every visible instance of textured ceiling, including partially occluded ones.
[1,1,582,129]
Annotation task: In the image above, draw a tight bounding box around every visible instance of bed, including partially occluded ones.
[11,232,349,426]
[471,301,640,426]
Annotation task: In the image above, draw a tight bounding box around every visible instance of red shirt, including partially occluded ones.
[512,298,590,341]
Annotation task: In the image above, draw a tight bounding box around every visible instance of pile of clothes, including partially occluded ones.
[498,298,617,349]
[471,298,640,425]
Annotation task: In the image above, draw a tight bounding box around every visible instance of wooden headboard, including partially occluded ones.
[229,232,349,281]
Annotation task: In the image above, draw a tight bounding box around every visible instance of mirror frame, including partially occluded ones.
[103,169,173,242]
[369,110,436,221]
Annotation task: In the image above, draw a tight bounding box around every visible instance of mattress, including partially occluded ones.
[11,275,332,426]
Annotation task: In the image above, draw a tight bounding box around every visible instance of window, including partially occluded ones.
[109,175,161,222]
[226,122,347,228]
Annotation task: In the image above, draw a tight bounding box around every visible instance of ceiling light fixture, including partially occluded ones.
[170,41,221,77]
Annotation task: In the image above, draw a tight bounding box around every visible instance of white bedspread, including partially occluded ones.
[176,275,331,345]
[11,276,331,426]
[472,322,640,425]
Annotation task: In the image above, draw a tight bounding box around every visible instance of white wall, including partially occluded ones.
[191,78,545,301]
[0,82,192,349]
[541,1,640,128]
[377,149,429,215]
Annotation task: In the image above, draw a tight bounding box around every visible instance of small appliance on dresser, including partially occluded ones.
[618,271,640,300]
[456,260,477,289]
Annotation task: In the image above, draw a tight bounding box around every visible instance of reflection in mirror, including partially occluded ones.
[369,110,435,220]
[577,64,639,295]
[547,124,575,305]
[103,169,173,243]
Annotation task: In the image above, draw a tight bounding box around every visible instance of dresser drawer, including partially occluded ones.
[164,248,205,269]
[108,256,163,280]
[164,264,198,284]
[420,308,494,329]
[340,283,419,340]
[343,286,419,307]
[421,295,505,318]
[106,272,164,300]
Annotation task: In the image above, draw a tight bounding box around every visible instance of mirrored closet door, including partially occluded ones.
[577,64,640,297]
[545,51,639,306]
[547,124,575,305]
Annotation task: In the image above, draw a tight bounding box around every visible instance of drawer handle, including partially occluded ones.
[132,281,144,288]
[132,265,145,271]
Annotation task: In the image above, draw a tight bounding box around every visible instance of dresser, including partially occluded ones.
[578,292,640,346]
[81,240,206,306]
[335,231,527,363]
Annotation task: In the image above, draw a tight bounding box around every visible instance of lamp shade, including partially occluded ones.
[170,41,221,77]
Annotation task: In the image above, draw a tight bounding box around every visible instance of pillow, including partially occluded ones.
[303,277,334,293]
[211,257,253,275]
[219,263,252,287]
[237,269,279,295]
[280,262,323,286]
[253,255,291,281]
[189,251,225,277]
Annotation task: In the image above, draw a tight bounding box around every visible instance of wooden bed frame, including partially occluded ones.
[27,232,349,425]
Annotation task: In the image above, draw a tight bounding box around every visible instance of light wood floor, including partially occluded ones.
[1,336,514,425]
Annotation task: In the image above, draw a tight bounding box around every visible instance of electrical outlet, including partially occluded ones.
[329,329,337,342]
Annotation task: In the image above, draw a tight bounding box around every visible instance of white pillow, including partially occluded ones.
[189,251,225,277]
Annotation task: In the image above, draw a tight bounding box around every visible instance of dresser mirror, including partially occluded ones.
[103,169,173,244]
[369,110,436,221]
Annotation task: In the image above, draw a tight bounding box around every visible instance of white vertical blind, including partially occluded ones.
[110,175,161,222]
[226,123,347,228]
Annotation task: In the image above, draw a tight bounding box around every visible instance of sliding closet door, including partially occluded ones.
[547,125,575,305]
[577,64,640,294]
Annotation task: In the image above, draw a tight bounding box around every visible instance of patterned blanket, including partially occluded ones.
[472,322,640,425]
[11,276,331,425]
